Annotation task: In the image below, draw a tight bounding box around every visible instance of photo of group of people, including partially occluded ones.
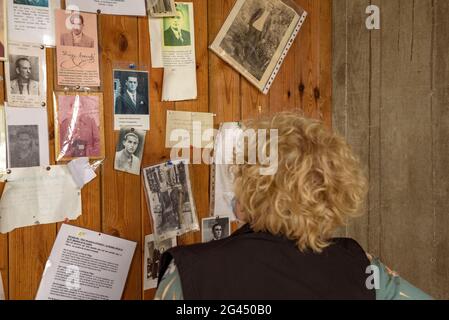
[143,160,198,241]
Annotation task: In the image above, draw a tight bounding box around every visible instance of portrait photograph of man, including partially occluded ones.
[201,217,230,243]
[114,70,149,115]
[60,13,94,48]
[9,55,39,96]
[7,125,40,168]
[56,93,104,160]
[13,0,48,7]
[163,3,191,47]
[114,128,145,176]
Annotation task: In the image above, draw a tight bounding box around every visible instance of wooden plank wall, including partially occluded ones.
[333,0,449,299]
[0,0,331,300]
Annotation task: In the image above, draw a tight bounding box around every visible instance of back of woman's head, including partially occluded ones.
[232,112,367,253]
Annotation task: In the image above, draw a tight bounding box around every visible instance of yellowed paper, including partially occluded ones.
[55,9,100,87]
[165,110,213,148]
[0,165,82,234]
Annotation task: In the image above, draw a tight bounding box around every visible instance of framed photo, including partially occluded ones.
[113,69,150,130]
[209,0,306,93]
[0,0,7,61]
[143,159,199,241]
[5,42,47,107]
[147,0,176,18]
[54,92,105,161]
[201,217,231,243]
[114,128,146,176]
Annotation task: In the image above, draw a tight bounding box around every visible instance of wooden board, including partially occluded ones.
[333,0,449,298]
[1,0,332,299]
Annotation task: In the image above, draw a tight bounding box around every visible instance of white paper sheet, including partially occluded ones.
[212,122,242,220]
[66,0,146,16]
[149,17,163,68]
[36,224,136,300]
[7,0,60,47]
[143,234,176,290]
[150,2,197,101]
[0,165,82,234]
[5,105,49,169]
[166,110,214,148]
[0,271,5,300]
[68,157,96,189]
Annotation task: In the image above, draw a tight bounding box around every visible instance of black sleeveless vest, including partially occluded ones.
[158,224,375,300]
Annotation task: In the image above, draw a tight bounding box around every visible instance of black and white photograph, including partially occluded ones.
[5,42,47,107]
[7,125,40,168]
[114,128,146,176]
[113,69,150,131]
[8,55,39,95]
[144,234,177,290]
[143,160,199,241]
[201,217,231,243]
[148,0,176,18]
[5,43,47,107]
[210,0,305,92]
[5,106,49,168]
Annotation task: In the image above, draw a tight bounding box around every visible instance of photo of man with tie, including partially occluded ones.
[114,71,149,115]
[163,4,191,47]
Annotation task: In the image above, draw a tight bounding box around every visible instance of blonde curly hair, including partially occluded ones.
[232,112,367,253]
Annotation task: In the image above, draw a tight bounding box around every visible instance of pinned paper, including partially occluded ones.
[165,110,214,148]
[149,2,197,101]
[68,157,97,189]
[36,224,136,300]
[0,166,82,234]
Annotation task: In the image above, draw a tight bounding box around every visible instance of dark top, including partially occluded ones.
[159,224,375,300]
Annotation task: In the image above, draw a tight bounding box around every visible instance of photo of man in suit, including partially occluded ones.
[163,6,191,46]
[10,57,39,96]
[114,72,149,115]
[60,14,95,48]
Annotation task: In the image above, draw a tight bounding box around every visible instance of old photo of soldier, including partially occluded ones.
[143,160,199,241]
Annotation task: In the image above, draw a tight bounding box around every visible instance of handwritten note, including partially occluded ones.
[0,166,82,234]
[166,110,214,148]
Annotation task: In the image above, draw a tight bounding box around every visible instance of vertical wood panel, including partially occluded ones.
[334,0,449,298]
[380,0,434,293]
[176,0,209,247]
[432,0,449,300]
[100,15,142,300]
